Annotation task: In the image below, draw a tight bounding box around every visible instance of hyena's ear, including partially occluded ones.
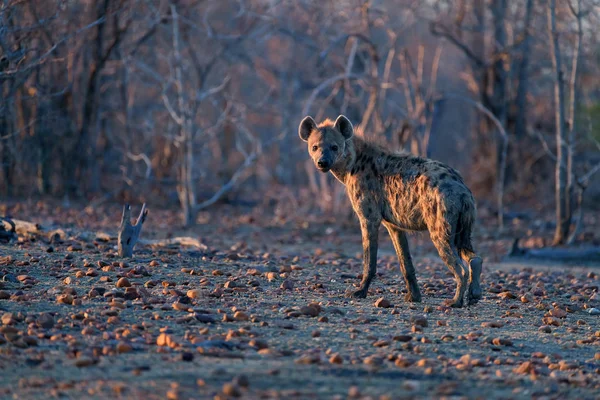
[299,116,317,142]
[334,115,354,140]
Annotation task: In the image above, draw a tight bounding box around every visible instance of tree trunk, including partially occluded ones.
[514,0,533,138]
[547,0,569,245]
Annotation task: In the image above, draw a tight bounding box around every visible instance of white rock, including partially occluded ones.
[587,308,600,315]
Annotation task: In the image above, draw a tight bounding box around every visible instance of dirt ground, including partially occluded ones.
[0,203,599,400]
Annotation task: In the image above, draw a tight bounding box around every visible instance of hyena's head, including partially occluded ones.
[298,115,354,173]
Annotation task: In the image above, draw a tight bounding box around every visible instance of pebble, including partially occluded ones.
[57,294,73,305]
[187,289,202,299]
[280,280,294,290]
[374,297,391,308]
[587,308,600,315]
[37,313,54,329]
[116,278,131,288]
[0,290,9,300]
[233,311,249,321]
[410,316,428,327]
[117,342,133,353]
[329,353,343,364]
[181,352,194,362]
[222,383,241,397]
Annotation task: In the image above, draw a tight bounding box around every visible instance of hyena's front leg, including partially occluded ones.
[384,223,421,302]
[347,218,381,299]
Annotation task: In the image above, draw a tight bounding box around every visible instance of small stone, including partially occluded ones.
[491,337,513,346]
[233,311,249,321]
[373,340,390,347]
[481,321,504,328]
[348,386,361,398]
[157,333,175,347]
[0,290,9,300]
[57,294,73,305]
[233,375,249,388]
[363,356,383,366]
[117,342,133,353]
[187,289,202,299]
[393,335,413,342]
[300,303,321,317]
[329,353,343,364]
[181,352,194,362]
[587,308,600,315]
[37,313,54,329]
[75,357,98,367]
[549,308,567,318]
[116,278,131,288]
[410,316,428,327]
[513,361,534,375]
[1,313,15,325]
[280,280,294,290]
[374,297,391,308]
[222,383,241,397]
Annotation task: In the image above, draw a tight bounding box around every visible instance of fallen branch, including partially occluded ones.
[118,204,148,258]
[139,237,208,250]
[509,238,600,261]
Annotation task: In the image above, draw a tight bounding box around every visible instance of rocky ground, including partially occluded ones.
[0,202,599,400]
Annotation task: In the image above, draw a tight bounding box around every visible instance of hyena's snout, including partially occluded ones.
[317,158,331,171]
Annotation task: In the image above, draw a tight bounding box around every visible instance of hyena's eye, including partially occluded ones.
[312,145,318,152]
[331,145,339,152]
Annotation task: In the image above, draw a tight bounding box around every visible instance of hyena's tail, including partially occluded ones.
[454,195,476,256]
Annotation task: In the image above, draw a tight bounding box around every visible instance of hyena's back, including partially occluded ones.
[352,148,477,244]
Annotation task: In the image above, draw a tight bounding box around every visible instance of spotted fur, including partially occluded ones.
[299,115,483,307]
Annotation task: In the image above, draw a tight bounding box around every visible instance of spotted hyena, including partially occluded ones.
[299,115,483,307]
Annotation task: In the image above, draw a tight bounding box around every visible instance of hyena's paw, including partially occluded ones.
[444,297,465,308]
[404,291,422,303]
[345,287,368,299]
[467,285,481,305]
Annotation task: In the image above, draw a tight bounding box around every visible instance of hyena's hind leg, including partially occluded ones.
[459,248,483,304]
[431,234,468,308]
[455,216,483,304]
[383,222,421,302]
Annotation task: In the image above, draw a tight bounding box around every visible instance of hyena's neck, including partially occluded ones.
[330,137,359,184]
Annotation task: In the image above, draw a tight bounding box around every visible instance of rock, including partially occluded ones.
[492,338,513,346]
[587,308,600,315]
[187,289,202,299]
[117,342,133,353]
[481,321,504,328]
[233,375,249,388]
[329,353,343,364]
[373,340,390,347]
[549,308,567,318]
[393,335,413,342]
[172,303,189,312]
[75,357,98,367]
[410,316,428,327]
[157,333,175,347]
[116,277,131,288]
[181,352,194,362]
[222,383,241,397]
[0,291,10,300]
[37,313,54,329]
[280,280,294,290]
[513,361,534,375]
[57,294,74,305]
[234,311,249,321]
[300,303,321,317]
[363,356,383,366]
[1,313,16,325]
[374,297,391,308]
